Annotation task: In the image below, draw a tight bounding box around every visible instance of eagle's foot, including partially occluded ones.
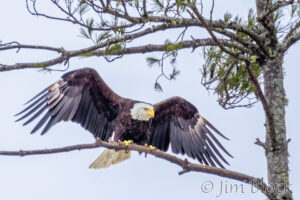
[144,144,156,150]
[122,140,132,146]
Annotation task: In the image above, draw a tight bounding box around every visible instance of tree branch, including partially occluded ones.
[111,13,259,49]
[255,138,267,150]
[244,61,276,150]
[0,43,64,53]
[91,38,246,56]
[0,23,187,72]
[0,34,246,72]
[29,0,260,49]
[99,6,259,41]
[0,140,275,199]
[256,0,297,24]
[281,27,300,51]
[188,2,249,62]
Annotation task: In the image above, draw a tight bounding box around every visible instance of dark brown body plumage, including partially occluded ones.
[112,101,152,144]
[16,68,233,168]
[62,68,150,144]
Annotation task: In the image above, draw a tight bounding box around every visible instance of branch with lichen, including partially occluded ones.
[0,139,276,199]
[25,0,261,49]
[281,28,300,51]
[0,23,184,72]
[257,0,298,24]
[0,35,245,72]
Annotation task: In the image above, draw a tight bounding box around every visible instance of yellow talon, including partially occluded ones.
[123,140,132,146]
[149,145,156,150]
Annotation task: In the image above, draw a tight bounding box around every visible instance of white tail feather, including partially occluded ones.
[89,149,131,169]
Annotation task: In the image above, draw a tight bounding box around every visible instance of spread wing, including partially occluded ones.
[148,96,232,168]
[15,68,121,141]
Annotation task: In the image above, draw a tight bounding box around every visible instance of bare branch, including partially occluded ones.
[0,139,278,199]
[210,0,215,22]
[0,139,274,198]
[0,43,64,53]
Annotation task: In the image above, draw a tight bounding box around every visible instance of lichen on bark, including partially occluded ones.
[262,56,291,199]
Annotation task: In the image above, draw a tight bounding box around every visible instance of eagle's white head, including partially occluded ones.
[130,102,154,121]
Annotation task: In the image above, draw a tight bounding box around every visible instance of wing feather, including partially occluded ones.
[89,108,98,133]
[31,112,51,134]
[48,94,64,109]
[149,96,232,168]
[16,68,121,140]
[204,126,233,157]
[160,121,170,151]
[72,89,89,123]
[170,120,184,154]
[195,128,222,167]
[203,133,229,165]
[189,132,207,164]
[55,97,73,122]
[23,83,54,105]
[15,93,48,116]
[16,99,47,122]
[23,104,48,126]
[50,96,68,117]
[66,94,81,121]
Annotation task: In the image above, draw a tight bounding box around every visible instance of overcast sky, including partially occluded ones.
[0,1,299,200]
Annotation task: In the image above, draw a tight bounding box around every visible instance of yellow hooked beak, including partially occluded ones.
[146,108,155,118]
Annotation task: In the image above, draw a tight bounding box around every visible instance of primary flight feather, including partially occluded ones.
[16,68,232,168]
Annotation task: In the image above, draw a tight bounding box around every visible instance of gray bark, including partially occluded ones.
[262,56,291,199]
[255,1,292,199]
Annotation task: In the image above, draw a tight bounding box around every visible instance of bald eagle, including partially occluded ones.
[16,68,232,168]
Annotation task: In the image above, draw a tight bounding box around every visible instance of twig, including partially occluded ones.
[188,1,249,62]
[255,138,267,149]
[209,0,215,22]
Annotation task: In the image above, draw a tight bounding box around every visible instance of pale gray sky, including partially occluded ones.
[0,1,299,200]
